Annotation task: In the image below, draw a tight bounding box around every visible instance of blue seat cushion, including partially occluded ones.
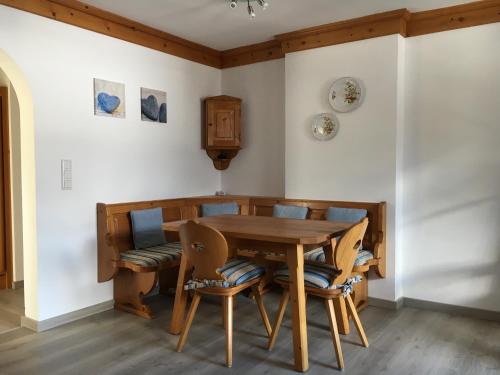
[185,259,265,290]
[304,248,374,266]
[130,207,166,249]
[201,202,239,217]
[275,263,336,289]
[326,207,367,223]
[274,263,362,295]
[273,204,308,219]
[120,242,182,267]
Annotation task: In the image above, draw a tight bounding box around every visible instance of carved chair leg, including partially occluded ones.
[177,292,201,352]
[252,285,272,337]
[333,297,350,335]
[257,262,277,295]
[325,298,344,370]
[114,269,157,319]
[346,294,369,347]
[352,272,368,311]
[222,297,226,327]
[268,290,289,350]
[224,296,234,368]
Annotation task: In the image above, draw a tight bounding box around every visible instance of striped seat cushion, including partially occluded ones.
[120,242,183,267]
[304,248,374,266]
[274,263,362,295]
[185,259,265,290]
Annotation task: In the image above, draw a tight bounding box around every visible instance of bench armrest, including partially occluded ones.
[97,203,120,282]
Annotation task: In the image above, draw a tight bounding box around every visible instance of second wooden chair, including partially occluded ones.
[176,220,272,367]
[268,218,370,370]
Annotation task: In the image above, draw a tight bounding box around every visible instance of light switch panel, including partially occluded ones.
[61,159,72,190]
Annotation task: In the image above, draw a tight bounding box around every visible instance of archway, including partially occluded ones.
[0,48,38,321]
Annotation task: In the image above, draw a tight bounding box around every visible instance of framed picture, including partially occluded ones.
[94,78,125,118]
[141,88,167,123]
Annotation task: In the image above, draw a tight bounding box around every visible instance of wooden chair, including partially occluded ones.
[268,218,370,370]
[176,220,272,368]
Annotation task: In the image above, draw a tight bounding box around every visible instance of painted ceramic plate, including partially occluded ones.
[312,113,339,141]
[328,77,363,112]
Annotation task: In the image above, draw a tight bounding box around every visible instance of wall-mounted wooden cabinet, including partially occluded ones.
[204,95,242,170]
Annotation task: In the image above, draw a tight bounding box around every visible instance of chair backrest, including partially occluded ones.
[179,220,228,281]
[332,218,369,285]
[272,204,308,219]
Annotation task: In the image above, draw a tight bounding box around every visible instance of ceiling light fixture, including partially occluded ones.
[247,1,256,18]
[228,0,269,19]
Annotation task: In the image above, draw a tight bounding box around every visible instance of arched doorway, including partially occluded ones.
[0,49,38,323]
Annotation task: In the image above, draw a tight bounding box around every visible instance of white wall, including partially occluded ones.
[1,4,499,321]
[221,59,285,196]
[0,5,221,320]
[285,36,403,301]
[402,23,500,311]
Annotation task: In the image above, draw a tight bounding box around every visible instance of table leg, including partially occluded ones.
[323,242,350,335]
[287,245,309,372]
[169,254,190,335]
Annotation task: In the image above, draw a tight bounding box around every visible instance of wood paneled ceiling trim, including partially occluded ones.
[0,0,222,68]
[0,0,499,69]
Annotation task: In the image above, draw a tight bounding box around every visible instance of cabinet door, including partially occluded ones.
[206,100,240,148]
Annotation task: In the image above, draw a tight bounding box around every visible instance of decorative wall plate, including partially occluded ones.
[311,113,339,141]
[328,77,363,112]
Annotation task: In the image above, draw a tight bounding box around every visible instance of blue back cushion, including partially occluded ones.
[130,207,166,249]
[201,202,239,217]
[326,207,367,223]
[273,204,308,219]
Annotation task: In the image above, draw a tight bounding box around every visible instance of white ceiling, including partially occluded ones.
[82,0,476,50]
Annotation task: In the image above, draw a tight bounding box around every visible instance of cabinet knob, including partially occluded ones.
[208,123,213,127]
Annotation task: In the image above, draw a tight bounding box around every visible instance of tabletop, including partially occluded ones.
[162,215,352,245]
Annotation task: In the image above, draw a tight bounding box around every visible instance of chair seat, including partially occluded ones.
[120,242,183,267]
[274,263,362,294]
[185,259,265,290]
[304,247,374,266]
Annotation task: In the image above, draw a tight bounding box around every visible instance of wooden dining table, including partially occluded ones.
[163,214,352,372]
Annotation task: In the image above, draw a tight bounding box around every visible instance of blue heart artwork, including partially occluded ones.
[141,95,159,121]
[98,93,120,114]
[93,79,125,118]
[141,88,167,124]
[159,103,167,123]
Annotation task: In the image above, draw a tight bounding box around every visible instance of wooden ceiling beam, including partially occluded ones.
[0,0,222,68]
[407,0,500,36]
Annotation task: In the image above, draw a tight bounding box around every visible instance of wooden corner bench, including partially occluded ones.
[97,195,385,318]
[96,196,250,319]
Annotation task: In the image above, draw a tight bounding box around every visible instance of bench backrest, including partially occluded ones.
[97,195,385,282]
[97,196,250,282]
[249,197,386,261]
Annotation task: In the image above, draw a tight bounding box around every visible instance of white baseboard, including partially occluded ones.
[403,297,500,322]
[21,300,114,332]
[12,280,24,289]
[368,296,404,310]
[368,296,500,322]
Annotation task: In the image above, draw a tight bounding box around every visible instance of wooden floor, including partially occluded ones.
[0,288,23,334]
[0,292,499,375]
